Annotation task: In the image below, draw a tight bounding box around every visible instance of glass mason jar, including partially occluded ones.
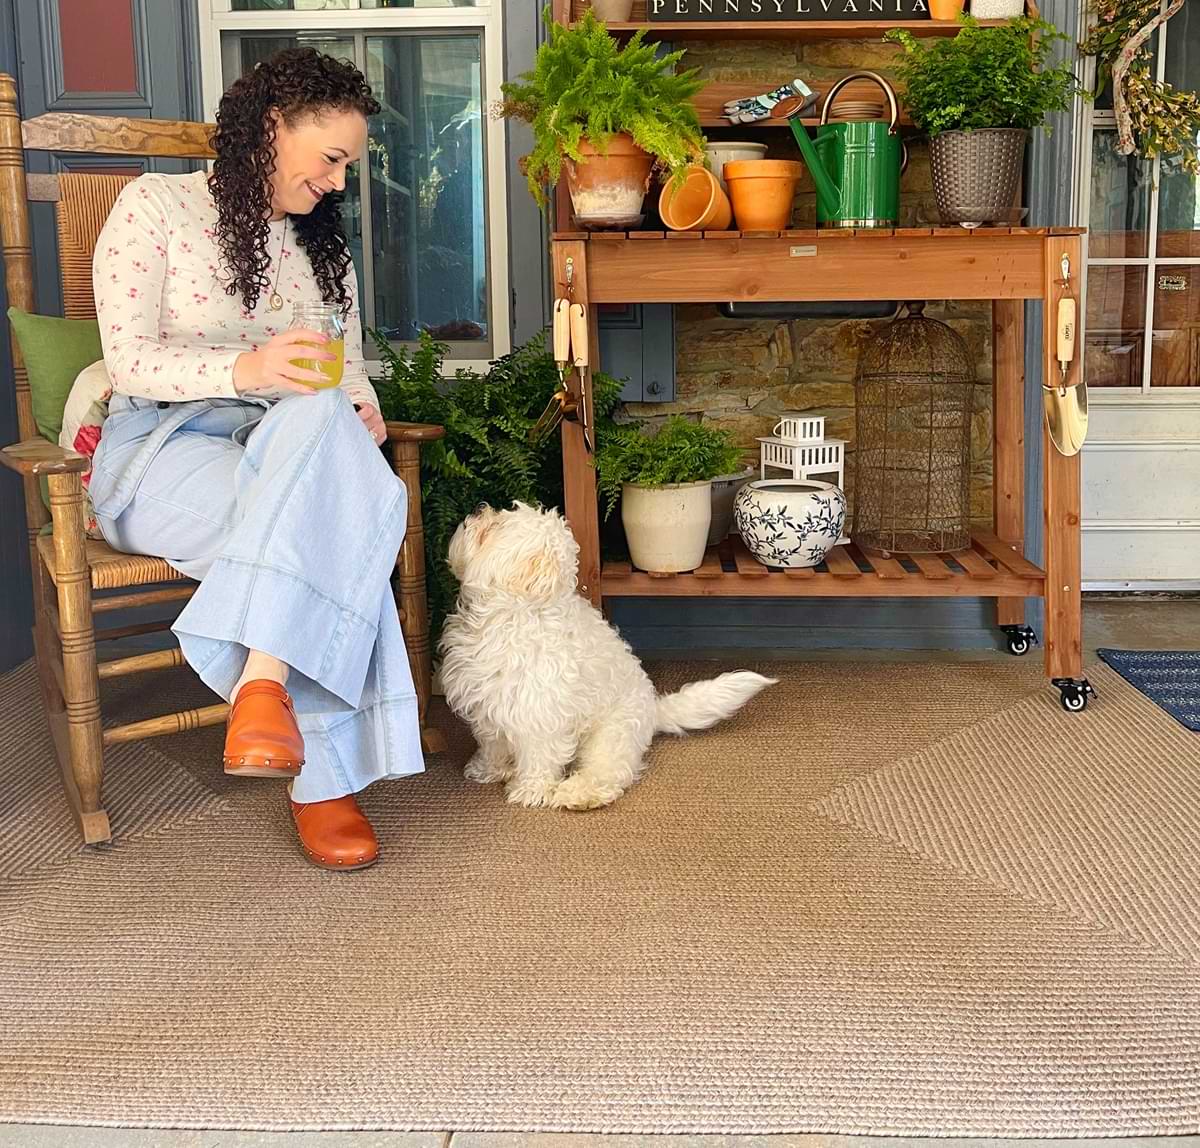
[289,301,345,390]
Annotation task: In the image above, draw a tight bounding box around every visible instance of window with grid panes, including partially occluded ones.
[1082,1,1199,390]
[197,0,509,369]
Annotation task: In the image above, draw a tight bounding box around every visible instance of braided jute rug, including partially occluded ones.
[1,656,1197,1135]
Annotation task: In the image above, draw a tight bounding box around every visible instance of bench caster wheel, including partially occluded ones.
[1052,678,1096,713]
[1001,624,1038,657]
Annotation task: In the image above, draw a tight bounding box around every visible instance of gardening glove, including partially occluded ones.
[723,79,818,124]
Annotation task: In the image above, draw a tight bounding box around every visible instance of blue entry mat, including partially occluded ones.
[1096,649,1200,732]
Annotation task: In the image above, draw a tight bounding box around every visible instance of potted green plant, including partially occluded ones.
[497,9,706,227]
[887,17,1078,225]
[595,416,744,573]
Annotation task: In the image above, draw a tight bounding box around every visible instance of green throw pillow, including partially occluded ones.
[7,307,103,442]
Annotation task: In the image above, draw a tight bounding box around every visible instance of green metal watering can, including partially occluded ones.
[788,72,908,230]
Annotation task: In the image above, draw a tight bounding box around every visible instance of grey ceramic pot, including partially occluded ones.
[707,466,756,546]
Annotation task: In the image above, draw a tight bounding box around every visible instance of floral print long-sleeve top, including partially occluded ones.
[92,169,378,410]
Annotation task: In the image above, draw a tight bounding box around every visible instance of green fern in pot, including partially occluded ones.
[886,17,1078,226]
[595,416,744,574]
[497,8,706,226]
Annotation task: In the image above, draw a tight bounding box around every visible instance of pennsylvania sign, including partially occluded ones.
[648,0,930,19]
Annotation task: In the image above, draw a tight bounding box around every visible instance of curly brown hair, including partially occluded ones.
[208,47,380,315]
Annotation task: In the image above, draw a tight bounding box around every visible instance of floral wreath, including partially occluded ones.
[1080,0,1200,174]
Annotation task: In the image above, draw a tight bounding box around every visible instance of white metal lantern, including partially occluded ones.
[757,412,848,543]
[758,412,845,486]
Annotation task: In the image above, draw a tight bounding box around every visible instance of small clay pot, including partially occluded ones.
[704,141,768,193]
[724,159,804,231]
[929,0,965,18]
[658,165,733,231]
[565,134,653,229]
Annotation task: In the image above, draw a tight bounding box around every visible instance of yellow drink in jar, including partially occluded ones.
[291,336,345,390]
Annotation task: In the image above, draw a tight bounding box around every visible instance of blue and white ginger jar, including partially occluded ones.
[733,479,847,569]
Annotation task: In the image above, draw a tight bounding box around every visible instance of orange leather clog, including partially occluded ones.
[223,679,304,778]
[289,794,379,870]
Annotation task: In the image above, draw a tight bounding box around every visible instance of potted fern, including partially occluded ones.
[497,9,706,227]
[887,17,1077,225]
[595,416,744,573]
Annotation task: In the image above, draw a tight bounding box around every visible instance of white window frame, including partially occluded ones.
[1076,0,1198,398]
[195,0,512,375]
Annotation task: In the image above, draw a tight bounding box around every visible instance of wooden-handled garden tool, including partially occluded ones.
[1042,252,1088,457]
[530,297,579,443]
[530,296,593,453]
[569,301,593,454]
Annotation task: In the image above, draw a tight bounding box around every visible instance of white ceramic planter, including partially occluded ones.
[704,141,768,193]
[969,0,1025,15]
[733,479,847,569]
[622,480,713,573]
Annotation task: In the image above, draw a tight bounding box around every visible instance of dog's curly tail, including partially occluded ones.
[654,671,776,736]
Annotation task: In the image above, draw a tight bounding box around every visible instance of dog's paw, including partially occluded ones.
[464,751,514,784]
[504,775,561,808]
[549,773,623,811]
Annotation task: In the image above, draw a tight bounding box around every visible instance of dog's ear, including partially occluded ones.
[447,513,496,581]
[505,547,563,600]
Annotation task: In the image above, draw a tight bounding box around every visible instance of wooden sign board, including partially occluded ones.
[648,0,930,19]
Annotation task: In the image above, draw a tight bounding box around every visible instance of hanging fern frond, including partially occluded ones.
[372,330,625,649]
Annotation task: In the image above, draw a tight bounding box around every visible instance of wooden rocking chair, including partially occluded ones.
[0,75,446,845]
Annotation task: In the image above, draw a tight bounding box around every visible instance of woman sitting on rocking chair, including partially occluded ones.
[88,48,424,871]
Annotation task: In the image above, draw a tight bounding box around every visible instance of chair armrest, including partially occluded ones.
[0,439,89,477]
[384,421,445,443]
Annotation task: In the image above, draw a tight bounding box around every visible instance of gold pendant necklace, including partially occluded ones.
[268,222,286,312]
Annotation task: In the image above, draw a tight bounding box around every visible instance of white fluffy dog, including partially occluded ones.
[440,502,776,810]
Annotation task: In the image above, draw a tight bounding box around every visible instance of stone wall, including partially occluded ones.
[626,37,996,527]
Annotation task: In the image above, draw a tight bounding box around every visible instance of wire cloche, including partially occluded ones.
[852,302,977,555]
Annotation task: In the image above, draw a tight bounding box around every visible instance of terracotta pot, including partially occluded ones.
[704,141,767,192]
[723,159,804,231]
[564,134,653,229]
[929,0,965,18]
[588,0,635,18]
[658,165,733,231]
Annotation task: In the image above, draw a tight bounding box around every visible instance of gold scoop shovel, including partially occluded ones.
[1042,253,1088,457]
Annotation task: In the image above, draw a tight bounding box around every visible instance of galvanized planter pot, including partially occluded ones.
[929,127,1028,226]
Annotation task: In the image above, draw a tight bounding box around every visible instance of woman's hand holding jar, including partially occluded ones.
[232,328,336,395]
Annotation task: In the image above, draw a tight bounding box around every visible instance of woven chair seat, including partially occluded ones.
[37,534,191,591]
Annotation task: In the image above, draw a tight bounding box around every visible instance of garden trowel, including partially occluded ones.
[1042,253,1088,457]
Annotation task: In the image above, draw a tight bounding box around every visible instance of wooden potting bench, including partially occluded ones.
[552,225,1091,710]
[548,3,1091,710]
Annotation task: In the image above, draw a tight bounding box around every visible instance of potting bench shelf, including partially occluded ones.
[551,226,1089,701]
[694,81,917,129]
[565,6,1011,39]
[604,531,1045,599]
